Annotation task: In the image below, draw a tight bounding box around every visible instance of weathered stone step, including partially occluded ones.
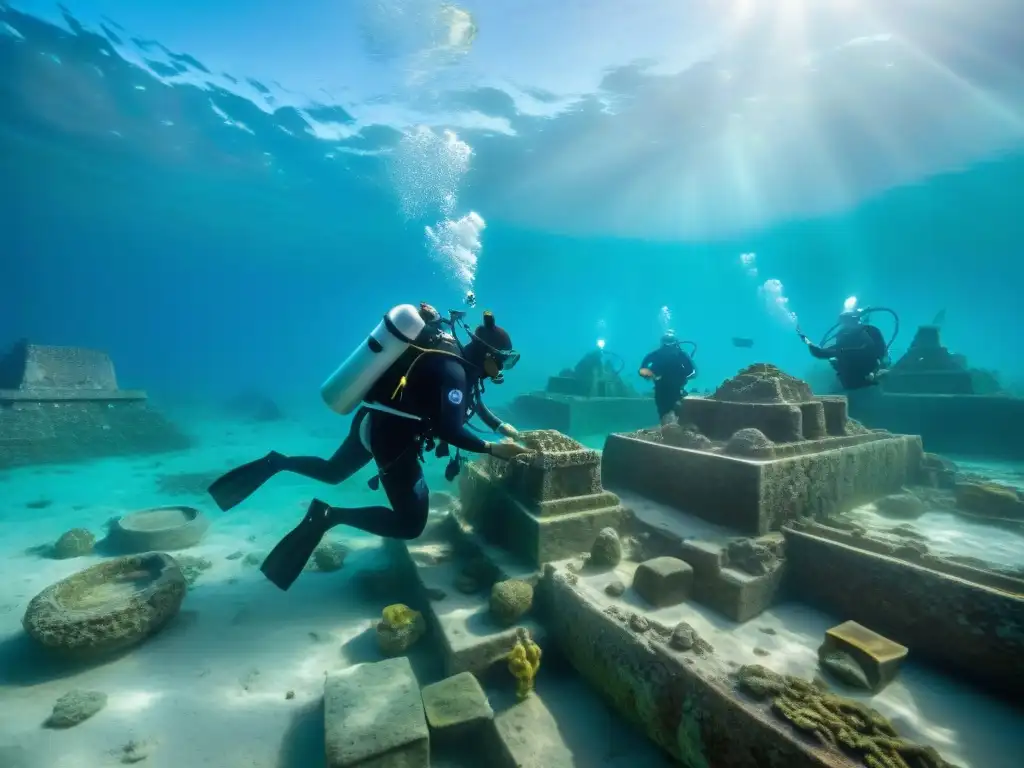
[389,515,547,679]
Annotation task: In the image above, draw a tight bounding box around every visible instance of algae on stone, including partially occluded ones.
[375,603,426,657]
[736,665,959,767]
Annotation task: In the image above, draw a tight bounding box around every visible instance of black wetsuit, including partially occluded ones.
[808,325,887,390]
[274,354,495,540]
[641,345,696,418]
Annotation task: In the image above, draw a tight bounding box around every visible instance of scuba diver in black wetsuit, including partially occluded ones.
[207,303,529,591]
[797,302,899,390]
[638,331,698,427]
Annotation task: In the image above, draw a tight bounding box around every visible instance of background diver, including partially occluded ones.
[797,302,899,390]
[638,330,698,427]
[207,303,531,591]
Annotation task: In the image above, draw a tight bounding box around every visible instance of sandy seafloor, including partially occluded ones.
[0,414,1020,767]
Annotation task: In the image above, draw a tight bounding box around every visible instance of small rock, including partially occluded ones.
[118,740,149,764]
[669,623,697,651]
[725,538,778,576]
[759,627,777,636]
[628,614,650,632]
[489,579,534,627]
[565,572,579,586]
[45,690,107,728]
[225,551,243,560]
[604,579,625,597]
[426,587,447,601]
[376,606,427,657]
[589,527,622,568]
[285,690,295,700]
[243,552,263,566]
[566,560,583,574]
[875,493,927,520]
[753,647,770,657]
[52,528,95,559]
[312,541,348,572]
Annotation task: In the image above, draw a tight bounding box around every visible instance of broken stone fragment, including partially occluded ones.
[52,528,95,559]
[604,579,625,597]
[633,557,693,607]
[589,527,622,568]
[45,689,107,728]
[725,538,778,576]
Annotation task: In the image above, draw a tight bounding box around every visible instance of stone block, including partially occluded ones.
[0,342,118,391]
[602,431,922,535]
[421,671,494,744]
[324,657,429,768]
[633,557,693,607]
[819,620,908,693]
[695,566,784,623]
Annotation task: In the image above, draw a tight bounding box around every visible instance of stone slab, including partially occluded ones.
[782,525,1024,703]
[490,694,574,768]
[543,570,855,767]
[847,392,1024,460]
[0,343,118,390]
[421,671,494,743]
[509,392,655,435]
[324,657,429,768]
[602,432,922,535]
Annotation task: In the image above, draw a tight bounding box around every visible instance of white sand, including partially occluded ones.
[0,414,668,768]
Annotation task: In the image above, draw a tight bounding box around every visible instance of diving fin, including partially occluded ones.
[260,499,332,591]
[207,451,285,512]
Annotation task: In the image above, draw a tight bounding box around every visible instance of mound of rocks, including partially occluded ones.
[712,363,813,404]
[724,428,776,458]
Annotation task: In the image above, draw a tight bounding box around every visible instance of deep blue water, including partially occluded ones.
[3,0,1024,410]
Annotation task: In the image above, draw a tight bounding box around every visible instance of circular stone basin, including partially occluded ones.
[22,553,187,658]
[111,505,209,553]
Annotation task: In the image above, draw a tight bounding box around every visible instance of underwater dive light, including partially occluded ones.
[597,338,606,350]
[843,295,858,312]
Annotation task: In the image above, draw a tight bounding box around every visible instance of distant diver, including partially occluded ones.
[637,331,698,427]
[797,302,899,390]
[208,302,528,591]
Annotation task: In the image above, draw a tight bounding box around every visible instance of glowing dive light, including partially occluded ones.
[596,338,606,350]
[843,295,858,312]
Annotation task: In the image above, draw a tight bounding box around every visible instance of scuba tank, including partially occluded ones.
[320,304,427,416]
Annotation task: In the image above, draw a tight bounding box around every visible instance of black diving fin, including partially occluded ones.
[260,499,332,591]
[207,451,285,512]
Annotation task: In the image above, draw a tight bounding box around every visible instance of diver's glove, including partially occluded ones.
[497,423,519,439]
[796,327,811,345]
[638,368,655,380]
[488,441,531,461]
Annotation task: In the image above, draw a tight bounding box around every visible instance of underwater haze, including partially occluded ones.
[2,1,1024,768]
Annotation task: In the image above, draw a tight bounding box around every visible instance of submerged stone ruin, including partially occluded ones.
[0,341,190,468]
[363,391,1003,767]
[849,325,1024,459]
[603,363,923,534]
[509,349,653,434]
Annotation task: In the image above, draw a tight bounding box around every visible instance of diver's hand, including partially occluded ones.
[488,441,531,461]
[796,328,811,345]
[497,422,519,439]
[638,368,655,380]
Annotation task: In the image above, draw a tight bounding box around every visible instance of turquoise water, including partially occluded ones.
[3,2,1024,767]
